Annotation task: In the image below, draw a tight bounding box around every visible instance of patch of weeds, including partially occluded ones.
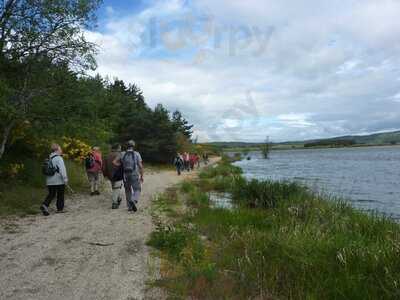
[186,189,209,207]
[147,223,197,261]
[180,180,196,194]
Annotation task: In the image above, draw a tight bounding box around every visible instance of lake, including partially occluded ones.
[233,146,400,219]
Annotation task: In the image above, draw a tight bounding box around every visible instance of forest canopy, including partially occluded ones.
[0,0,194,164]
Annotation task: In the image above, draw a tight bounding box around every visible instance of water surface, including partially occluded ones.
[233,146,400,219]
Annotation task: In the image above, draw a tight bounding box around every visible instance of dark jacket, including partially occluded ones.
[102,151,121,180]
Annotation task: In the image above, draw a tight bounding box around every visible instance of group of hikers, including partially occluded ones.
[39,141,210,216]
[40,140,143,216]
[173,152,209,175]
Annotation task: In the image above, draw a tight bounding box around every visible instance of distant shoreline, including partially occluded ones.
[223,143,400,153]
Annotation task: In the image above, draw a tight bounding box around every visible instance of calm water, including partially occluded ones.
[233,146,400,219]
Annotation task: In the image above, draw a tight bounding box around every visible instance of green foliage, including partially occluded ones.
[150,161,400,299]
[199,160,242,179]
[232,178,308,209]
[0,1,194,164]
[0,158,87,216]
[147,223,197,261]
[172,110,193,139]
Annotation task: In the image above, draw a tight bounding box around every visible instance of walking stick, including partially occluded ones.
[66,184,77,200]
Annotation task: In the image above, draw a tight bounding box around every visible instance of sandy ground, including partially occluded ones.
[0,159,218,300]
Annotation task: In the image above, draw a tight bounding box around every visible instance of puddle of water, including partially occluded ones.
[209,192,234,210]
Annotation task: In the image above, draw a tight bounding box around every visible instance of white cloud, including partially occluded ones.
[85,0,400,142]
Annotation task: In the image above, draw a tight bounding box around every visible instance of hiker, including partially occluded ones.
[40,143,68,216]
[173,153,184,175]
[196,153,201,169]
[113,140,144,212]
[102,143,124,209]
[203,153,209,165]
[183,152,190,171]
[86,146,103,196]
[189,153,196,170]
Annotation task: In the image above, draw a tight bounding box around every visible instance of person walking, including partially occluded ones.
[102,143,124,209]
[113,140,144,212]
[173,153,184,175]
[183,152,190,171]
[40,144,68,216]
[203,153,209,165]
[195,153,201,169]
[86,146,103,196]
[189,153,196,170]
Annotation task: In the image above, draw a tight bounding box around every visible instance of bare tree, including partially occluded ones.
[261,136,271,159]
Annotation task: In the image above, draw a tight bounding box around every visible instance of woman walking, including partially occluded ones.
[40,144,68,216]
[86,146,103,196]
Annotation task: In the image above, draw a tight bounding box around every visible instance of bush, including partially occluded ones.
[232,178,308,209]
[147,223,197,260]
[0,158,88,216]
[199,161,242,179]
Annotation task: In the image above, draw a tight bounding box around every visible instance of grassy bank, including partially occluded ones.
[148,157,400,299]
[0,158,88,216]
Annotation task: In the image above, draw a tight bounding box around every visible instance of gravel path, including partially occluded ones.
[0,161,217,300]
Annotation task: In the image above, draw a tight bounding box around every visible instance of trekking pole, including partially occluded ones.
[66,184,75,194]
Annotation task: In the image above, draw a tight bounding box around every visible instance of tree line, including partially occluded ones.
[0,0,193,164]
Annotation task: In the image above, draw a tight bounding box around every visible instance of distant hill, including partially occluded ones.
[302,130,400,146]
[203,130,400,149]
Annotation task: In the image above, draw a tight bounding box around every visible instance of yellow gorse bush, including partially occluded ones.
[4,163,25,178]
[62,137,92,162]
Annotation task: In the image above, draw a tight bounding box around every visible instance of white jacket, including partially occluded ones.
[46,152,68,186]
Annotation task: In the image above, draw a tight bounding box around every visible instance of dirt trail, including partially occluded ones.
[0,159,218,300]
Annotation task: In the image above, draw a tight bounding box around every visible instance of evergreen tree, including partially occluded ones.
[172,110,193,139]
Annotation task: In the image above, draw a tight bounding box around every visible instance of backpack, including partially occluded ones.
[174,157,183,166]
[112,166,124,181]
[85,153,95,170]
[122,151,137,174]
[42,155,59,176]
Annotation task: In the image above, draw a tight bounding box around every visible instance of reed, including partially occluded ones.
[149,160,400,299]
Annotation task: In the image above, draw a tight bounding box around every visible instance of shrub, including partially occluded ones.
[232,179,308,209]
[147,223,196,260]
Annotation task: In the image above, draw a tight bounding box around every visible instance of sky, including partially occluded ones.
[86,0,400,142]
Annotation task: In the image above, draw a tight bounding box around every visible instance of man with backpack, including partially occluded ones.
[173,153,184,175]
[40,143,68,216]
[102,143,123,209]
[85,146,103,196]
[113,140,144,212]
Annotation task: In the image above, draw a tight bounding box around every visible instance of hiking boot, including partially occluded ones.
[128,202,137,212]
[95,191,100,195]
[40,205,50,216]
[90,192,95,196]
[112,203,118,209]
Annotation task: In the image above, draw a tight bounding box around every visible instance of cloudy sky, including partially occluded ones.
[87,0,400,142]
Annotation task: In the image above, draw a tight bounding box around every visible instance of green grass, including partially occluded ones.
[0,158,88,216]
[148,160,400,299]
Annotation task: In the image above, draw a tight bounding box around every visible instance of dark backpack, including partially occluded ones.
[174,157,183,166]
[122,151,137,174]
[42,155,59,176]
[85,154,95,170]
[112,166,124,181]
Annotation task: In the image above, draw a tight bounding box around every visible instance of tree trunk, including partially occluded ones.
[0,120,15,160]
